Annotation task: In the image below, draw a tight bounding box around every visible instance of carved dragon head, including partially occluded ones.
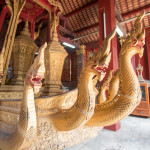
[26,42,47,87]
[86,28,116,81]
[120,11,145,58]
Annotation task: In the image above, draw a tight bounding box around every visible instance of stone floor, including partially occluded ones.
[64,116,150,150]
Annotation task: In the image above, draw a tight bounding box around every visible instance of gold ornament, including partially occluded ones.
[0,12,145,150]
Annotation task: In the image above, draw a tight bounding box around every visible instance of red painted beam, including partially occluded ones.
[32,0,52,9]
[58,35,80,48]
[0,7,9,32]
[31,21,35,40]
[75,23,99,34]
[99,0,118,71]
[35,12,48,22]
[85,40,99,50]
[85,40,99,45]
[64,0,98,18]
[60,15,68,22]
[59,25,75,37]
[122,4,150,17]
[20,11,34,22]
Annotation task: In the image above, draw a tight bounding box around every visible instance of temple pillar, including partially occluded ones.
[31,20,35,40]
[145,28,150,80]
[98,0,120,131]
[1,0,26,85]
[98,0,118,71]
[0,6,9,32]
[76,45,86,81]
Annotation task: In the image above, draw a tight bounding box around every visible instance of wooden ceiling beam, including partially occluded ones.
[20,12,34,23]
[115,6,123,22]
[59,25,75,37]
[85,40,99,49]
[72,30,99,41]
[74,23,99,34]
[122,4,150,17]
[58,34,80,48]
[32,0,52,11]
[64,0,98,18]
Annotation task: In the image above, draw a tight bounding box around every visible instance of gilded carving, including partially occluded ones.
[11,21,38,85]
[0,111,19,126]
[34,23,43,40]
[42,27,68,96]
[24,120,102,150]
[32,0,63,12]
[0,12,145,150]
[86,11,145,126]
[50,9,62,39]
[76,45,86,55]
[1,0,26,84]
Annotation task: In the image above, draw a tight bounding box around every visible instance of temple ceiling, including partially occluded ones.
[0,0,150,46]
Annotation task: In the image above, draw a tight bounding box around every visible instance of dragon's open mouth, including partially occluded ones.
[136,45,144,58]
[95,65,107,75]
[132,38,145,58]
[27,74,43,87]
[31,77,42,86]
[91,65,107,81]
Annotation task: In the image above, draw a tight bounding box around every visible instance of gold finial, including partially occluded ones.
[34,22,43,40]
[21,18,31,37]
[134,10,145,32]
[52,28,59,42]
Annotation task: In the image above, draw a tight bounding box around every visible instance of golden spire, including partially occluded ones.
[21,20,31,37]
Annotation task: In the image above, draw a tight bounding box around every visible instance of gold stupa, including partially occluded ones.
[11,21,38,85]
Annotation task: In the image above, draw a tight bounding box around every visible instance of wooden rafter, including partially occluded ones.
[122,4,150,17]
[73,0,84,30]
[59,25,75,37]
[115,6,123,22]
[64,0,98,18]
[67,0,81,30]
[61,0,76,31]
[75,23,99,34]
[85,40,99,47]
[80,0,92,32]
[83,0,96,24]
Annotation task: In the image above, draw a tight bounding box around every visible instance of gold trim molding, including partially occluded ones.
[76,45,86,55]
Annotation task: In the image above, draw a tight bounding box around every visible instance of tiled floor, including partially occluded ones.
[64,116,150,150]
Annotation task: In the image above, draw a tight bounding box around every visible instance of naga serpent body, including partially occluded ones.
[0,43,47,150]
[53,62,99,131]
[86,11,145,126]
[0,12,145,150]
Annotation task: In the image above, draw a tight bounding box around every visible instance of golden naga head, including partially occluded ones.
[86,28,116,80]
[120,11,145,58]
[26,42,47,87]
